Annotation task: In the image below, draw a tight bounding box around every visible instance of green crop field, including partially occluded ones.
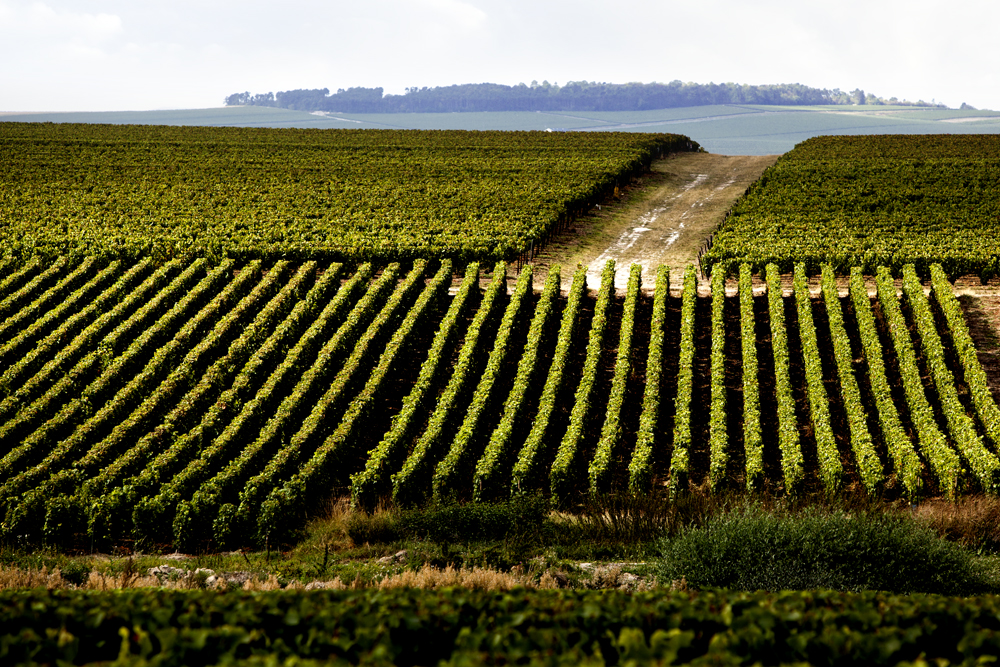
[703,134,1000,277]
[0,123,694,263]
[3,121,1000,666]
[1,253,998,554]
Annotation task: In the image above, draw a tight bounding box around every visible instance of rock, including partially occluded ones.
[550,571,570,588]
[206,571,252,588]
[377,550,408,565]
[305,580,345,590]
[148,565,186,578]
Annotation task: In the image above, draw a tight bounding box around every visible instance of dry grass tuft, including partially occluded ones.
[0,563,660,592]
[376,564,533,590]
[0,566,66,590]
[915,496,1000,551]
[87,571,160,590]
[0,567,165,591]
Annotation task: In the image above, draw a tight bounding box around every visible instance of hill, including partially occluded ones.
[4,104,1000,155]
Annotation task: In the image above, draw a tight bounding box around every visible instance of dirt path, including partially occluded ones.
[526,152,778,293]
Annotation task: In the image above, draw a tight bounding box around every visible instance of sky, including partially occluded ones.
[2,0,998,112]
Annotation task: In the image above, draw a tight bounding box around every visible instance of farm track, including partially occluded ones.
[2,257,1000,551]
[525,152,778,292]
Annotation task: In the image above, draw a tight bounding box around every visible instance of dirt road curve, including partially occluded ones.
[527,152,778,292]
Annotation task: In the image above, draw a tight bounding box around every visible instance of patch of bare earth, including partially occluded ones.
[958,293,1000,403]
[524,152,778,292]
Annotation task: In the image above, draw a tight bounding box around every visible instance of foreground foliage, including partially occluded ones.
[3,586,1000,666]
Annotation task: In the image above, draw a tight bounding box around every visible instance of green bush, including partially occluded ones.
[58,560,91,587]
[656,506,997,595]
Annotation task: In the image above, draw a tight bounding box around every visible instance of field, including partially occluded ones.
[703,134,1000,278]
[0,123,693,263]
[3,124,1000,664]
[5,103,1000,155]
[2,252,1000,555]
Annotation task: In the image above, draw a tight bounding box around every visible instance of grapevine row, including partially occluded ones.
[0,257,109,371]
[473,267,561,502]
[232,261,432,544]
[510,266,587,495]
[707,268,727,490]
[668,265,698,491]
[874,267,962,497]
[179,264,402,548]
[350,264,480,511]
[392,263,508,507]
[588,263,641,494]
[0,260,219,508]
[0,259,153,405]
[930,264,1000,448]
[627,265,668,493]
[433,267,534,501]
[766,264,804,493]
[2,257,999,550]
[550,259,615,505]
[262,261,455,543]
[740,264,764,490]
[1,261,253,539]
[128,263,347,545]
[84,262,322,543]
[792,265,846,493]
[902,265,1000,492]
[843,267,924,496]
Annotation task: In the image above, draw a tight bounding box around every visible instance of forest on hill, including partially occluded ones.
[225,81,945,114]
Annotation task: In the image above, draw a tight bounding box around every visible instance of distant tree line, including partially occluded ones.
[224,81,946,113]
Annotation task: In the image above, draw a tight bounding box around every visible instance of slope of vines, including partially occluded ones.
[2,256,999,552]
[703,135,1000,278]
[0,123,697,263]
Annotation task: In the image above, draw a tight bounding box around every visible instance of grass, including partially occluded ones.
[656,504,1000,594]
[2,493,999,593]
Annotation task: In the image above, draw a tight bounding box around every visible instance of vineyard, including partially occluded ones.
[0,123,697,264]
[1,255,999,551]
[701,134,1000,278]
[5,587,1000,666]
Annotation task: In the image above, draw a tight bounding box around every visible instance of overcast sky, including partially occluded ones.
[2,0,998,112]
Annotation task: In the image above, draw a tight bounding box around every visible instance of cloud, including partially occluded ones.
[416,0,488,29]
[0,1,122,42]
[1,0,998,112]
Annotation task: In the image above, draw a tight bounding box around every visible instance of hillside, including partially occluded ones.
[4,104,1000,155]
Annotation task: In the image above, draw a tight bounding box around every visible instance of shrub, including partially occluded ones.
[58,560,91,587]
[656,506,997,595]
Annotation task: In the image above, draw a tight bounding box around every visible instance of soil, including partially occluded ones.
[523,152,778,293]
[959,295,1000,404]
